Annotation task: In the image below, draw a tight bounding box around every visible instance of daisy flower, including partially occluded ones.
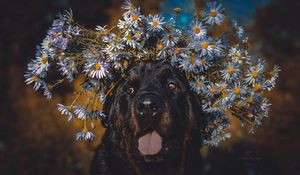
[190,21,207,39]
[57,104,74,121]
[265,65,280,91]
[261,98,271,117]
[197,57,211,72]
[24,72,45,91]
[122,33,139,49]
[147,15,165,32]
[204,2,225,25]
[178,53,199,72]
[76,129,95,141]
[190,76,207,94]
[36,51,50,73]
[244,64,265,85]
[240,92,260,107]
[157,47,173,59]
[211,39,223,56]
[57,57,78,82]
[128,9,143,28]
[206,83,220,97]
[192,37,214,57]
[228,82,247,101]
[122,0,135,13]
[83,60,109,79]
[73,105,88,120]
[220,62,240,81]
[41,82,52,99]
[228,47,245,64]
[162,31,180,47]
[83,46,101,59]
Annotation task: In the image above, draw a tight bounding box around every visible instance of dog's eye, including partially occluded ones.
[126,87,135,95]
[168,82,177,92]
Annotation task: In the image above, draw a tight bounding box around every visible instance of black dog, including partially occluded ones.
[91,60,208,175]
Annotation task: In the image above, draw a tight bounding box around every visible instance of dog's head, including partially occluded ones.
[102,60,207,163]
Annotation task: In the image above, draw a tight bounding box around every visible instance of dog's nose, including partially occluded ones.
[136,95,162,117]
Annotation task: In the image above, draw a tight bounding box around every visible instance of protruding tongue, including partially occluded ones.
[138,131,162,156]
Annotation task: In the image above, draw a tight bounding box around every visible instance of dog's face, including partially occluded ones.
[103,61,205,163]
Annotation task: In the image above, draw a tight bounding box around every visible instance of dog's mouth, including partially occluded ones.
[137,130,162,156]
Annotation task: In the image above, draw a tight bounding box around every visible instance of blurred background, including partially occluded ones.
[0,0,299,174]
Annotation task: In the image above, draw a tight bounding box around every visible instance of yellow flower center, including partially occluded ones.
[58,55,65,61]
[174,47,180,55]
[193,27,201,34]
[122,60,129,69]
[221,92,227,98]
[157,43,165,50]
[190,59,196,65]
[233,88,241,95]
[41,56,48,64]
[152,21,159,27]
[210,88,216,94]
[126,34,132,40]
[201,42,209,49]
[135,31,141,38]
[54,33,60,39]
[247,97,254,104]
[132,14,138,21]
[227,67,234,74]
[168,35,174,41]
[95,63,102,70]
[196,82,202,88]
[252,71,259,78]
[210,10,218,17]
[129,6,134,12]
[253,84,262,91]
[173,7,182,13]
[220,86,226,91]
[227,57,232,61]
[200,59,206,64]
[92,50,97,55]
[33,76,39,82]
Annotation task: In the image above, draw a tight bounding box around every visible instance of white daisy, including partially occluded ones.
[83,60,109,79]
[76,129,95,141]
[190,21,207,39]
[192,37,214,57]
[204,2,225,25]
[73,105,88,120]
[24,72,45,91]
[228,47,245,63]
[147,15,165,32]
[162,31,180,47]
[36,51,50,73]
[190,76,208,94]
[57,104,74,121]
[244,64,265,85]
[220,62,240,81]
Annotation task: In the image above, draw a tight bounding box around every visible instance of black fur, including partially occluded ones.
[91,61,207,175]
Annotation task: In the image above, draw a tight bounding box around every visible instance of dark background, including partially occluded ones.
[0,0,300,174]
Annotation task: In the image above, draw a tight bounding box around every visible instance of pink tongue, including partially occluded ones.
[138,131,162,156]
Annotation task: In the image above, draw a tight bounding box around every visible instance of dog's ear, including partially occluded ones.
[185,91,208,137]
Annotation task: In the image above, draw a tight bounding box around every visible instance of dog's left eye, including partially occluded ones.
[168,82,177,92]
[126,87,135,95]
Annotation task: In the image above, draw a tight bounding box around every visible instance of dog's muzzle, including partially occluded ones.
[136,94,162,117]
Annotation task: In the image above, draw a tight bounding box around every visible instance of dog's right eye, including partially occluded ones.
[126,87,135,95]
[168,82,177,92]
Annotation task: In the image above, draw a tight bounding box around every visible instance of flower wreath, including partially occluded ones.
[24,1,280,146]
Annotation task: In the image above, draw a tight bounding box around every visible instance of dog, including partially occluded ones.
[90,60,208,175]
